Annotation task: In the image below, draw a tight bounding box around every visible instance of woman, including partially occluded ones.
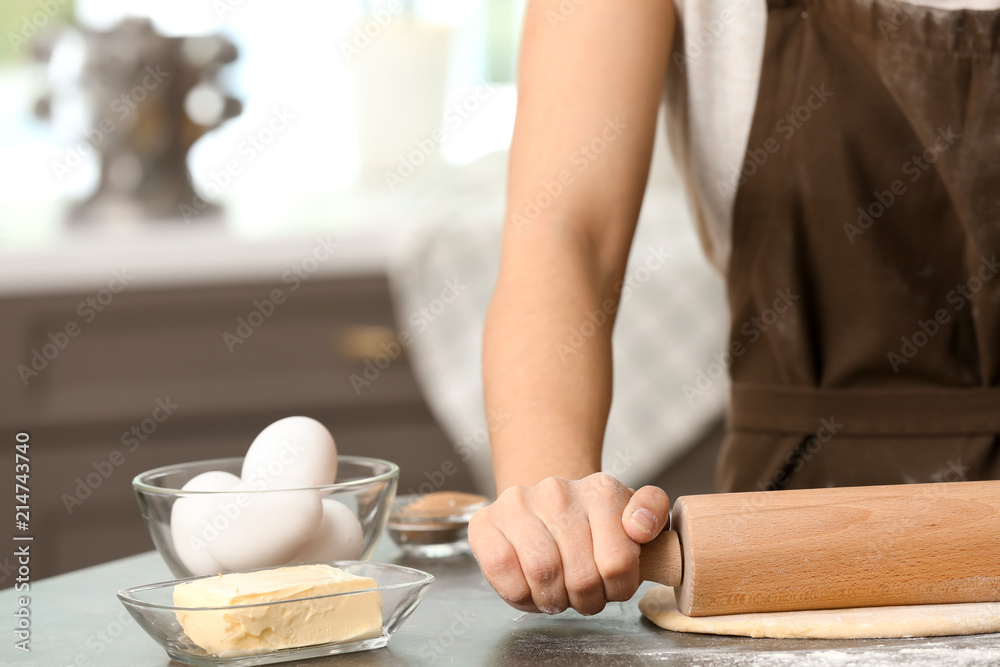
[469,0,1000,616]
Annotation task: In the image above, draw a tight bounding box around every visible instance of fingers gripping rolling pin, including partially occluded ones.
[639,481,1000,616]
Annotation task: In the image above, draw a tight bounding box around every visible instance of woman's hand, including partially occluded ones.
[469,474,669,615]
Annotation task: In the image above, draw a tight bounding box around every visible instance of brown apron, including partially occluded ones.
[676,0,1000,492]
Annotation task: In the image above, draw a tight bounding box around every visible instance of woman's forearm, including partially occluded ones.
[483,223,616,491]
[482,0,673,493]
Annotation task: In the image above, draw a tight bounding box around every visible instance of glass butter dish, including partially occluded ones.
[118,561,433,666]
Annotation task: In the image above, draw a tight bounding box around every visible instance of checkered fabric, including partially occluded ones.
[387,149,730,496]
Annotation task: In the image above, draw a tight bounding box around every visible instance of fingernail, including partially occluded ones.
[630,508,656,535]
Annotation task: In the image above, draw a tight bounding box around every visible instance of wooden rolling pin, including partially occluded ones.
[638,481,1000,617]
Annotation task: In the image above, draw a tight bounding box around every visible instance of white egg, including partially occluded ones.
[206,479,323,571]
[182,471,242,492]
[242,416,338,489]
[290,499,364,564]
[170,471,241,576]
[172,500,224,576]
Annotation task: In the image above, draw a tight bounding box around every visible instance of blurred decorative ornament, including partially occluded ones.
[33,18,241,225]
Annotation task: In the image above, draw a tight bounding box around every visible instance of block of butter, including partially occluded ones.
[173,564,382,657]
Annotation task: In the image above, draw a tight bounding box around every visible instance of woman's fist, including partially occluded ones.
[469,473,669,615]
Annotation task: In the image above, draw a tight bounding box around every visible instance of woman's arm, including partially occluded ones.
[472,0,677,615]
[486,0,675,489]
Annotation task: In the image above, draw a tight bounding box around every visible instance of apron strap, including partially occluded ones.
[731,384,1000,436]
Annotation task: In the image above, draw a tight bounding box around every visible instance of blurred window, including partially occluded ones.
[0,0,524,240]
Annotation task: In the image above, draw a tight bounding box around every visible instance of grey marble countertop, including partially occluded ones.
[3,540,1000,666]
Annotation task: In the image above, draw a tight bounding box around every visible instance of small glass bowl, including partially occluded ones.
[133,456,398,578]
[118,561,433,666]
[386,493,489,558]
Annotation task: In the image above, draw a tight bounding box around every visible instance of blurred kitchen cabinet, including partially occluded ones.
[0,272,475,582]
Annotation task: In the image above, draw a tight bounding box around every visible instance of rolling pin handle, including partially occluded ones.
[639,529,683,587]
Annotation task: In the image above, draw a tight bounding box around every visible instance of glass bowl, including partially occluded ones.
[118,561,433,666]
[386,492,489,558]
[133,456,398,578]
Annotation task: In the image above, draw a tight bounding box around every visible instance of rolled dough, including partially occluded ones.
[639,586,1000,639]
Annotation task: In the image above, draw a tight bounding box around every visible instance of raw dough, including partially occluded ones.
[639,586,1000,639]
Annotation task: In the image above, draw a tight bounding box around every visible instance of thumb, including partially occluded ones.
[621,485,670,544]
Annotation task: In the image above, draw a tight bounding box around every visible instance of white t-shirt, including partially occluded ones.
[669,0,1000,272]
